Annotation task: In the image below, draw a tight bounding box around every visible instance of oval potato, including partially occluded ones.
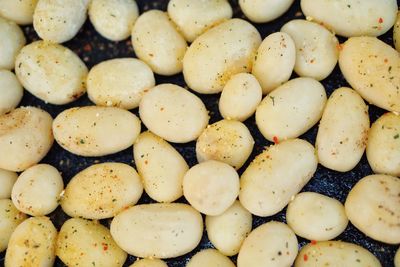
[395,247,400,267]
[0,70,23,116]
[0,16,26,70]
[187,249,235,267]
[239,0,295,23]
[0,199,27,252]
[394,12,400,51]
[0,169,18,199]
[0,0,38,25]
[130,259,168,267]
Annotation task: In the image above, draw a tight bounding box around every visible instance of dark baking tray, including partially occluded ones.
[1,0,398,266]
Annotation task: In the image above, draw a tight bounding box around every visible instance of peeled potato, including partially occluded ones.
[394,12,400,51]
[239,0,295,23]
[0,16,26,70]
[0,169,18,199]
[187,249,235,267]
[130,259,168,267]
[0,199,27,252]
[0,0,38,25]
[395,247,400,267]
[0,70,23,116]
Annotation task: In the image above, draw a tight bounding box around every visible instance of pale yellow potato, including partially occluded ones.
[286,192,348,241]
[132,10,187,76]
[256,77,326,142]
[339,36,400,112]
[0,70,23,116]
[134,131,188,203]
[53,106,141,156]
[187,249,235,267]
[219,73,262,122]
[167,0,232,42]
[139,84,209,143]
[15,41,88,105]
[238,221,298,267]
[206,201,252,256]
[345,174,400,244]
[61,162,143,219]
[89,0,139,41]
[130,259,168,267]
[33,0,89,43]
[183,18,261,94]
[0,199,27,252]
[395,247,400,267]
[110,203,203,258]
[0,169,18,199]
[239,0,294,23]
[239,139,317,217]
[87,58,155,109]
[0,107,53,172]
[196,119,254,170]
[316,87,369,172]
[295,241,381,267]
[57,218,127,267]
[367,113,400,176]
[252,32,296,94]
[12,164,63,216]
[301,0,397,37]
[0,0,38,25]
[394,12,400,51]
[0,16,26,70]
[281,19,339,81]
[5,216,57,267]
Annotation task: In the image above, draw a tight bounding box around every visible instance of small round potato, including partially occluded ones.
[0,169,18,199]
[239,0,295,23]
[0,0,38,25]
[0,199,27,252]
[87,58,155,109]
[238,221,298,267]
[89,0,139,41]
[183,160,239,216]
[130,259,168,267]
[395,247,400,267]
[394,12,400,51]
[12,164,63,216]
[187,249,235,267]
[0,107,53,172]
[139,84,209,143]
[0,16,26,70]
[0,70,23,116]
[219,73,262,122]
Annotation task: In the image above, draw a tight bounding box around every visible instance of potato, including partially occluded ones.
[281,19,339,81]
[12,164,63,216]
[256,77,326,142]
[0,199,27,252]
[57,218,127,267]
[252,32,296,94]
[130,259,168,267]
[61,162,143,219]
[396,247,400,267]
[0,107,53,172]
[239,139,317,217]
[316,87,369,172]
[87,58,155,109]
[219,73,262,122]
[0,16,26,70]
[301,0,397,37]
[110,203,203,258]
[239,0,294,23]
[286,192,348,241]
[238,221,298,267]
[0,70,23,116]
[132,10,187,76]
[0,169,18,199]
[206,201,252,256]
[394,12,400,51]
[183,18,261,94]
[53,106,140,156]
[89,0,139,41]
[295,241,381,267]
[339,37,400,112]
[345,174,400,244]
[5,216,57,267]
[139,84,209,143]
[187,249,235,267]
[33,0,89,43]
[0,0,38,25]
[134,131,188,203]
[167,0,232,42]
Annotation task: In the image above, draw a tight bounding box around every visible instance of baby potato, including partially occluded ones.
[396,247,400,267]
[0,107,53,172]
[238,221,298,267]
[132,10,187,76]
[87,58,155,109]
[134,131,188,203]
[167,0,232,42]
[196,119,254,170]
[316,87,369,172]
[345,174,400,244]
[61,162,143,219]
[130,259,168,267]
[219,73,262,122]
[206,201,252,256]
[339,36,400,112]
[252,32,296,94]
[33,0,89,43]
[0,199,27,252]
[183,18,261,94]
[187,249,235,267]
[0,16,26,70]
[139,84,209,143]
[53,106,141,156]
[286,192,348,241]
[12,164,63,216]
[57,218,127,267]
[5,216,57,267]
[183,160,239,216]
[0,70,23,116]
[281,19,339,81]
[0,169,18,199]
[89,0,139,41]
[0,0,38,25]
[239,139,317,217]
[239,0,295,23]
[394,12,400,51]
[256,77,326,142]
[110,203,203,258]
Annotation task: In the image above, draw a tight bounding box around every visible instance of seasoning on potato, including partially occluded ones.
[187,249,236,267]
[0,169,18,199]
[130,259,168,267]
[239,0,295,23]
[0,16,26,70]
[0,199,27,252]
[0,70,23,116]
[0,0,38,25]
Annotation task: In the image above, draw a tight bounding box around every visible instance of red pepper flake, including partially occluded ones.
[273,136,279,144]
[102,242,108,251]
[303,254,308,261]
[384,58,388,63]
[378,17,383,24]
[83,44,92,52]
[311,240,317,245]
